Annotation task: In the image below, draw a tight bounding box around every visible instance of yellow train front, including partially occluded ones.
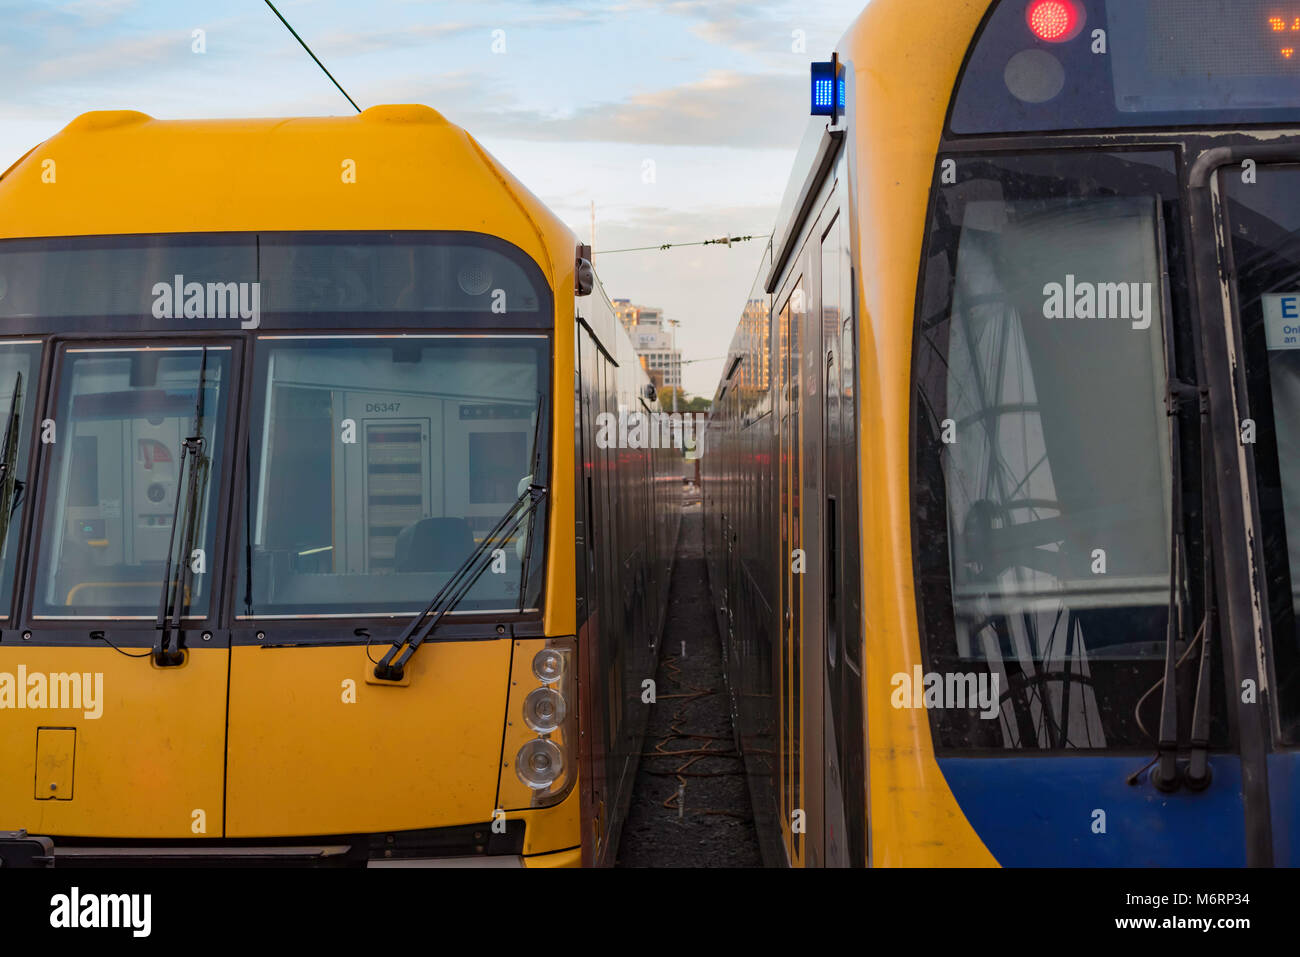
[706,0,1300,867]
[0,106,676,866]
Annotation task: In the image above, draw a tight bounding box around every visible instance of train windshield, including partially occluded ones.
[913,150,1229,751]
[238,336,550,618]
[1223,164,1300,744]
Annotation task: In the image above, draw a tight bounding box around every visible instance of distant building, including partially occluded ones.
[613,298,681,390]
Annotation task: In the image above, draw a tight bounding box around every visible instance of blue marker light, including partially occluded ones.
[814,78,834,109]
[810,59,845,118]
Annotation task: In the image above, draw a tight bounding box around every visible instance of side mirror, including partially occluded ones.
[643,383,657,401]
[575,245,594,297]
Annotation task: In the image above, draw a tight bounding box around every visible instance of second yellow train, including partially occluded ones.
[706,0,1300,867]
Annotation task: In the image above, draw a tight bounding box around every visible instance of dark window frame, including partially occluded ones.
[909,145,1232,754]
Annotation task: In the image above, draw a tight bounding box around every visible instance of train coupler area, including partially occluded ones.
[0,830,55,867]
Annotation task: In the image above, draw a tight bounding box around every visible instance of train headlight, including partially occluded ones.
[505,637,577,805]
[515,738,563,790]
[533,648,564,683]
[523,686,566,732]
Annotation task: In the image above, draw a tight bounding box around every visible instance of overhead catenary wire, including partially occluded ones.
[598,234,771,256]
[263,0,362,113]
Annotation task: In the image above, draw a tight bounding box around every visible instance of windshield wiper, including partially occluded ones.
[515,390,548,613]
[1149,196,1214,791]
[372,483,547,680]
[0,371,25,558]
[1152,378,1198,791]
[154,349,210,666]
[374,392,548,681]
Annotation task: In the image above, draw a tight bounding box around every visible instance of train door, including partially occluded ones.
[598,354,628,808]
[575,322,622,866]
[819,197,868,868]
[1,342,237,839]
[799,239,827,870]
[776,270,807,866]
[576,323,603,862]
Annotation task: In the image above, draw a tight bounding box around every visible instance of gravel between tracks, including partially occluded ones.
[615,504,762,868]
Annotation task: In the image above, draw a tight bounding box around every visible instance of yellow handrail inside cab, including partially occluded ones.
[65,581,192,606]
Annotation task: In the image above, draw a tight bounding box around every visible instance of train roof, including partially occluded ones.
[0,105,572,287]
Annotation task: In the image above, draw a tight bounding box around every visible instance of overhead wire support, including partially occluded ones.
[598,234,771,256]
[263,0,362,114]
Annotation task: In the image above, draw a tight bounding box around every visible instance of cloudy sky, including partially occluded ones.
[0,0,864,395]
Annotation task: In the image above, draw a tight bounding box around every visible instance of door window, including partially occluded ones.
[33,346,231,618]
[0,342,42,617]
[1221,163,1300,743]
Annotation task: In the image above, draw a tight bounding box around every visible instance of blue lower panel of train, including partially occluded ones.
[937,756,1246,866]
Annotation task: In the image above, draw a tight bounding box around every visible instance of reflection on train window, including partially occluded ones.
[240,336,549,617]
[469,432,526,504]
[945,194,1172,650]
[1223,164,1300,743]
[0,342,42,617]
[915,151,1227,751]
[34,347,230,618]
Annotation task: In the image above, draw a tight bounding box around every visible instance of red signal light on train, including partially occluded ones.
[1026,0,1084,43]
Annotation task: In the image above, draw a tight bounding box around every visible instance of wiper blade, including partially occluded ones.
[0,371,25,556]
[515,388,548,613]
[154,349,210,666]
[372,483,547,681]
[374,390,548,681]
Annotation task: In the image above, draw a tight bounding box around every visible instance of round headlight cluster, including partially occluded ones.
[516,738,563,790]
[513,643,572,795]
[533,648,564,683]
[523,687,566,733]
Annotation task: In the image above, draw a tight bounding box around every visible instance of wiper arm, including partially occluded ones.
[0,371,25,556]
[376,390,549,681]
[516,389,548,613]
[1152,379,1198,791]
[1151,195,1198,792]
[155,349,210,667]
[1185,389,1217,791]
[372,483,547,681]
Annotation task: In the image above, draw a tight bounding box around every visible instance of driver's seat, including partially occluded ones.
[393,517,475,573]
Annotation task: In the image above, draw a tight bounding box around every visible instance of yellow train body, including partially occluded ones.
[0,104,674,865]
[841,0,999,867]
